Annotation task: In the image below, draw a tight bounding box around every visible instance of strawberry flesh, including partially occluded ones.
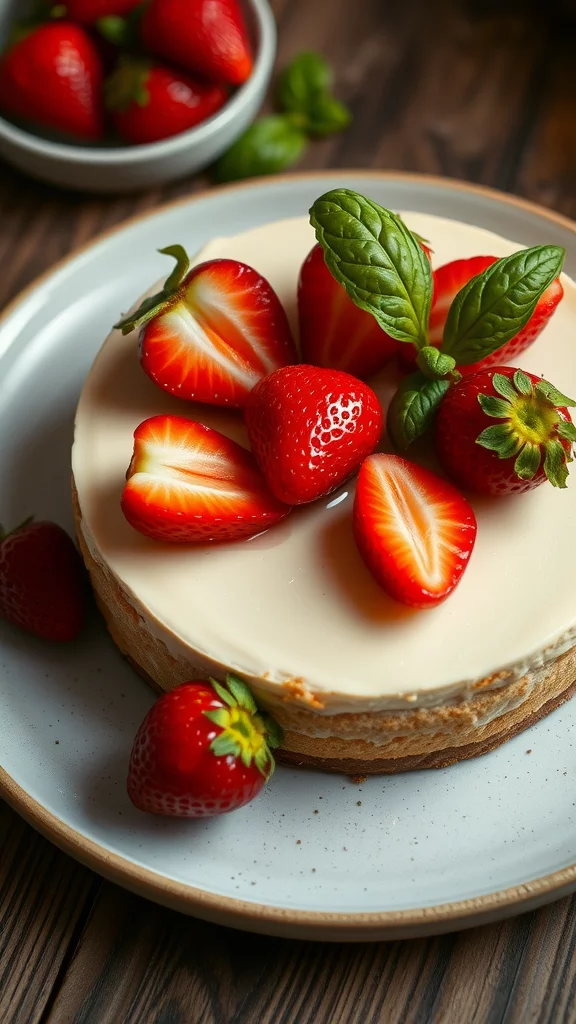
[121,414,291,543]
[298,243,399,379]
[139,259,296,407]
[245,364,383,505]
[353,454,477,608]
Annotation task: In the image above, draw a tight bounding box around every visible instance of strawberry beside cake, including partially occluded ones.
[71,191,576,775]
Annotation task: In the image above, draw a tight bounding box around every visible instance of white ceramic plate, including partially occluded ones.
[1,173,576,942]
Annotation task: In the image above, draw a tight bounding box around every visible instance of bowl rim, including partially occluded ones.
[0,0,275,165]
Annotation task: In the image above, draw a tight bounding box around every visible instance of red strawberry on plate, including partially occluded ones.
[127,676,283,818]
[115,247,296,408]
[245,364,383,505]
[0,22,105,140]
[435,367,576,495]
[0,520,86,640]
[121,414,291,543]
[353,454,477,608]
[140,0,253,87]
[105,59,228,145]
[399,256,564,374]
[298,243,400,379]
[54,0,142,22]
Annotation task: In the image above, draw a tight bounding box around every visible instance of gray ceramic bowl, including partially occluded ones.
[0,0,275,192]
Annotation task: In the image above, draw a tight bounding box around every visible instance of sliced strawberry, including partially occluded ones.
[116,250,296,408]
[399,256,563,374]
[353,454,477,608]
[298,244,399,379]
[121,415,291,543]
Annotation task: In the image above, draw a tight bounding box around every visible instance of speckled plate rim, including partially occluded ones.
[1,171,576,941]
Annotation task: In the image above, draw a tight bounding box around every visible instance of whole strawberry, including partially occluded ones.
[0,520,86,641]
[127,676,282,818]
[436,367,576,495]
[55,0,142,22]
[140,0,253,87]
[0,23,105,140]
[105,59,228,145]
[245,365,383,505]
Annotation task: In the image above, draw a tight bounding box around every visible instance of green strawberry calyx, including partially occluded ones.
[476,370,576,488]
[114,244,191,335]
[105,57,152,114]
[204,675,283,781]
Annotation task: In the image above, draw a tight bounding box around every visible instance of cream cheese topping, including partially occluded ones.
[72,212,576,712]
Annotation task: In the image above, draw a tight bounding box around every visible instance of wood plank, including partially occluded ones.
[0,801,100,1024]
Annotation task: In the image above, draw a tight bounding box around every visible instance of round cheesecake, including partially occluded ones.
[72,212,576,774]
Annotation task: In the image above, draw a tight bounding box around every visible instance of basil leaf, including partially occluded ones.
[442,245,565,365]
[386,372,450,450]
[276,51,332,111]
[302,93,351,136]
[310,189,433,347]
[213,115,307,183]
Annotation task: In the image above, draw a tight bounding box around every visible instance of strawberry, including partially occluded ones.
[115,248,296,408]
[127,676,282,818]
[105,59,228,145]
[121,414,290,543]
[140,0,253,87]
[298,243,399,379]
[399,256,563,374]
[53,0,142,23]
[245,365,383,505]
[353,455,477,608]
[0,22,105,140]
[435,367,576,495]
[0,520,86,641]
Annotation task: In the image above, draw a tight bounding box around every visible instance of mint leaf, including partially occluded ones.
[213,115,307,183]
[303,93,351,136]
[416,346,456,379]
[386,372,449,449]
[442,245,565,365]
[276,52,351,136]
[310,189,433,347]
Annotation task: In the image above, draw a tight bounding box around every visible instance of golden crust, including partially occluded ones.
[73,480,576,774]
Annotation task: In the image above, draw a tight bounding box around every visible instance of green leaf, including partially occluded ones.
[476,424,523,458]
[478,394,513,418]
[310,189,433,347]
[534,380,576,408]
[387,373,449,449]
[97,15,131,46]
[259,712,284,749]
[416,346,456,379]
[303,93,351,136]
[212,115,308,183]
[209,679,237,707]
[203,708,230,728]
[513,369,533,395]
[557,420,576,443]
[514,442,541,480]
[226,674,257,714]
[492,373,518,401]
[210,733,242,758]
[543,439,569,488]
[277,51,332,110]
[442,245,565,364]
[254,745,275,780]
[114,244,190,335]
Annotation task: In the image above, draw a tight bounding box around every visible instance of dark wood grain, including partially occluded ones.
[1,0,575,1021]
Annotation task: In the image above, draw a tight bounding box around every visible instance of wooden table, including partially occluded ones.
[1,1,576,1021]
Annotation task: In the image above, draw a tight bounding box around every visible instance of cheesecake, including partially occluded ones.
[71,211,576,773]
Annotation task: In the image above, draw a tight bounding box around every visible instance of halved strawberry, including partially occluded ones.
[121,415,291,543]
[115,248,296,408]
[399,256,563,373]
[353,454,477,608]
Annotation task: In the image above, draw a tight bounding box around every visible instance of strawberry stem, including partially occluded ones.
[114,245,191,335]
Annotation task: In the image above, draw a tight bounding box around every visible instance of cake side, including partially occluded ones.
[73,481,576,774]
